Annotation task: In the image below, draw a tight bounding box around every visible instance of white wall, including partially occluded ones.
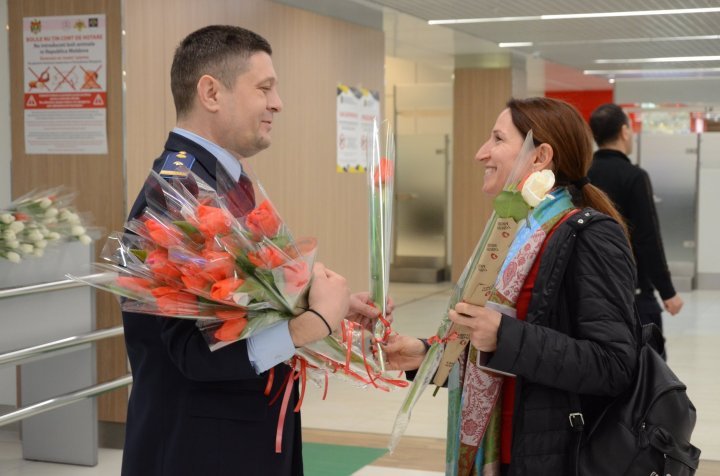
[0,0,16,407]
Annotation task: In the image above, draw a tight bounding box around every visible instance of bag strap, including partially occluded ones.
[565,211,644,475]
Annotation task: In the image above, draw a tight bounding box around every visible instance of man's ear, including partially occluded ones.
[621,123,632,142]
[196,74,221,113]
[534,143,554,171]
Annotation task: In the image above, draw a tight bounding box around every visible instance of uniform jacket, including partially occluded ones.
[588,149,676,310]
[121,132,303,476]
[486,209,638,476]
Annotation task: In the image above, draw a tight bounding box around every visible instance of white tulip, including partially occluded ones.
[33,248,45,257]
[521,170,555,207]
[79,234,93,245]
[39,198,52,209]
[5,251,21,263]
[45,207,59,218]
[65,213,81,224]
[35,240,48,249]
[8,221,24,233]
[3,231,16,241]
[28,230,44,242]
[48,232,61,240]
[71,225,86,236]
[0,213,14,224]
[19,244,34,254]
[5,240,19,249]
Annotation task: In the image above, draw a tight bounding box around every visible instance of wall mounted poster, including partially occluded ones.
[336,83,380,172]
[23,14,108,154]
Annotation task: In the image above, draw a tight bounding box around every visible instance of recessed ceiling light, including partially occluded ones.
[428,7,720,25]
[498,42,533,48]
[595,56,720,64]
[528,35,720,46]
[584,67,720,77]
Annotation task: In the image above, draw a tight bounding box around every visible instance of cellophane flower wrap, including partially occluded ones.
[1,187,94,263]
[367,119,395,371]
[389,131,545,452]
[69,163,405,393]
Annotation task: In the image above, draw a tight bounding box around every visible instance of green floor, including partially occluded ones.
[303,442,387,476]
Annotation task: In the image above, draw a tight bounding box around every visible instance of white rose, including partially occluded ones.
[0,213,14,224]
[521,170,555,207]
[48,232,61,241]
[5,240,19,249]
[45,207,59,218]
[19,244,34,254]
[33,248,44,257]
[79,234,93,245]
[3,231,16,241]
[8,221,25,233]
[35,239,48,249]
[5,251,21,263]
[71,225,86,236]
[39,198,52,209]
[66,213,81,224]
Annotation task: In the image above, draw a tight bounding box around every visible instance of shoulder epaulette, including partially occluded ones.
[159,151,196,178]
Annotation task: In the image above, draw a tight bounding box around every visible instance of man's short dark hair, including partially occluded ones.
[589,103,630,147]
[170,25,272,117]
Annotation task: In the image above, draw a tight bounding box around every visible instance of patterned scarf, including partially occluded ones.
[447,188,575,476]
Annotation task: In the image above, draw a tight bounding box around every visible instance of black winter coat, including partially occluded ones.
[486,208,638,476]
[588,149,676,305]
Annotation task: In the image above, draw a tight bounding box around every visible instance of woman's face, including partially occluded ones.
[475,108,525,196]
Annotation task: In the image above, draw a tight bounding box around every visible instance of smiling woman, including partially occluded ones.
[385,97,639,476]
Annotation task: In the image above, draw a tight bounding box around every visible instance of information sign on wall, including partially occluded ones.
[23,14,108,155]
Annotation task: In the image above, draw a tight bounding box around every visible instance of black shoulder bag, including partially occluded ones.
[564,218,701,476]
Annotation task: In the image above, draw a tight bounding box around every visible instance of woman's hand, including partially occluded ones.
[448,302,502,352]
[382,334,426,371]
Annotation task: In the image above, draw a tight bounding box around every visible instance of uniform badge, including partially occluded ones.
[159,151,196,177]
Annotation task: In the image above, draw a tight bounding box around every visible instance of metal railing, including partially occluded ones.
[0,272,113,299]
[0,274,131,428]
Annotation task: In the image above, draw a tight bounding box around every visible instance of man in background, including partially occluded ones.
[588,103,683,359]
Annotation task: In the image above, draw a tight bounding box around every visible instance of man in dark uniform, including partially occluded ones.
[588,103,683,359]
[121,25,382,475]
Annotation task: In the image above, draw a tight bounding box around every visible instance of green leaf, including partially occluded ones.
[130,248,147,262]
[271,235,290,250]
[493,191,529,222]
[173,221,202,241]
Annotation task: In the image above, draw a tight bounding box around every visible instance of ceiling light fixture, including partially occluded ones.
[527,34,720,46]
[584,67,720,76]
[498,42,533,48]
[595,55,720,64]
[428,7,720,25]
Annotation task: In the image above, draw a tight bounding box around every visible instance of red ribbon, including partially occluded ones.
[427,331,459,345]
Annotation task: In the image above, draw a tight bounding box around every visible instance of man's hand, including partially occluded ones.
[382,334,426,371]
[289,263,349,347]
[345,292,395,331]
[663,294,684,316]
[448,302,502,352]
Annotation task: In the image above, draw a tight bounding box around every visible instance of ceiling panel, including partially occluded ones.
[357,0,720,78]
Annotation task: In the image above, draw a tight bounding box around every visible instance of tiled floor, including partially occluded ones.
[0,283,718,475]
